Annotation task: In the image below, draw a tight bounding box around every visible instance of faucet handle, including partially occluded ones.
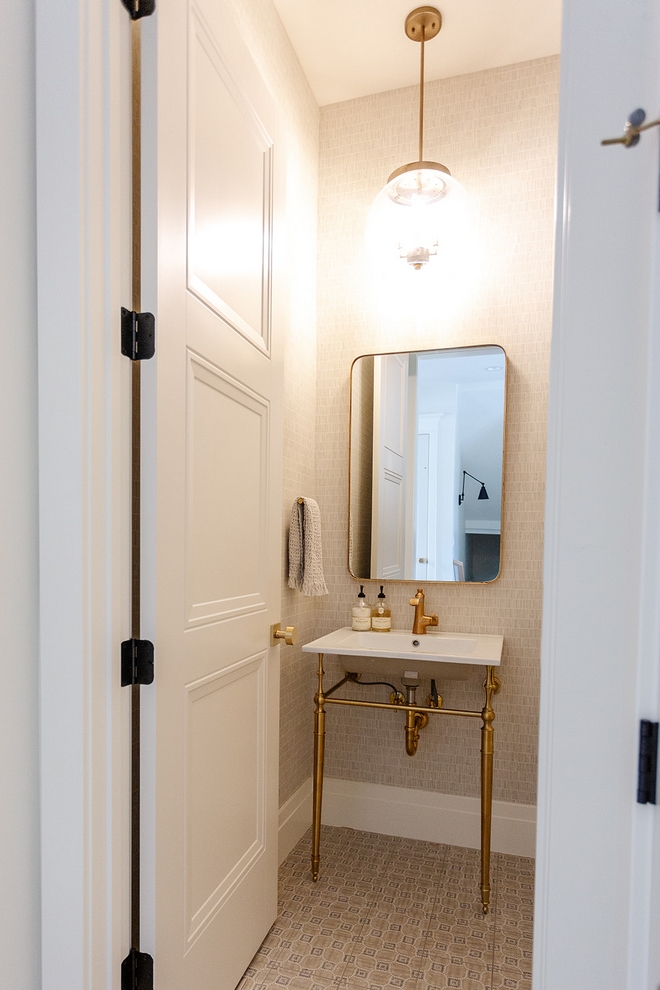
[409,588,424,606]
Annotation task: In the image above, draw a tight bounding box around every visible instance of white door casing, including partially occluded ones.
[36,1,132,987]
[371,353,409,579]
[414,430,431,580]
[536,1,660,987]
[140,2,284,987]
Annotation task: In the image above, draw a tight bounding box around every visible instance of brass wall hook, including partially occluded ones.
[601,108,660,147]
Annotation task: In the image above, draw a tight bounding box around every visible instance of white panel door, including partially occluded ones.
[371,354,408,578]
[141,3,283,987]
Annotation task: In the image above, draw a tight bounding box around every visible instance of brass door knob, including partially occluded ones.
[271,623,298,646]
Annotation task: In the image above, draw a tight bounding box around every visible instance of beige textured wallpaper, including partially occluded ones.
[313,57,559,806]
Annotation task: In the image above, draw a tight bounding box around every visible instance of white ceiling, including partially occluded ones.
[272,0,563,106]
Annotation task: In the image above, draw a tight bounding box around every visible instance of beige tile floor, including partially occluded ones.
[238,826,533,990]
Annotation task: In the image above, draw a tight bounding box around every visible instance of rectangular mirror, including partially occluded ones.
[349,344,506,583]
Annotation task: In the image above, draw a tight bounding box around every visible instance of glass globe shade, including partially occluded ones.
[366,164,469,272]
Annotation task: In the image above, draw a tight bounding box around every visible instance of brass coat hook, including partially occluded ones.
[602,108,660,147]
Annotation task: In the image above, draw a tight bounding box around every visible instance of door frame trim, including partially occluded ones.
[36,0,129,986]
[535,1,660,987]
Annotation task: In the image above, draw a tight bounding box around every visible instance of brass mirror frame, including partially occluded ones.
[347,343,507,585]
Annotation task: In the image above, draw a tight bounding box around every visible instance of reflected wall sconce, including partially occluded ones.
[458,471,489,506]
[367,6,467,271]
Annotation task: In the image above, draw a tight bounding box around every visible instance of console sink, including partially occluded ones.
[302,627,503,680]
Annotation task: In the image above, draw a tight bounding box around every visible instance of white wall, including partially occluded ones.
[0,1,41,987]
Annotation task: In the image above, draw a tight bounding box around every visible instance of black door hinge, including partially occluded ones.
[121,308,155,361]
[121,639,155,687]
[121,948,154,990]
[637,719,658,805]
[121,0,156,20]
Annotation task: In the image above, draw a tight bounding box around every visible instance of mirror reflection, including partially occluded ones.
[349,345,506,583]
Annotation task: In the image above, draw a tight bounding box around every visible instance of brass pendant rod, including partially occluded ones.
[130,17,142,954]
[418,24,425,163]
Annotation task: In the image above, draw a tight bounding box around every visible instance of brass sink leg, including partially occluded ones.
[311,653,326,882]
[480,665,499,913]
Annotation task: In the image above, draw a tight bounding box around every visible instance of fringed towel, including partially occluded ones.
[287,497,329,596]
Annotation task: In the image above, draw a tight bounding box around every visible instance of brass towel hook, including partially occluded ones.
[602,108,660,147]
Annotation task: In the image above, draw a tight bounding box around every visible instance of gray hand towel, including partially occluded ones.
[287,498,329,596]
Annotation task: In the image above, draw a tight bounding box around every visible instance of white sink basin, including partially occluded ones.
[302,627,503,680]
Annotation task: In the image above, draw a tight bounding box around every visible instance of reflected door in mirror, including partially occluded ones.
[349,345,505,584]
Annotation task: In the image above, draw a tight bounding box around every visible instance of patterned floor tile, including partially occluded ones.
[489,967,532,990]
[238,827,533,990]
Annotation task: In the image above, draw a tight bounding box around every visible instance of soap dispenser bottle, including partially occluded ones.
[371,585,392,632]
[352,585,372,631]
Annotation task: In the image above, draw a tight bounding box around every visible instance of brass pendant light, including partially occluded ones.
[368,6,467,271]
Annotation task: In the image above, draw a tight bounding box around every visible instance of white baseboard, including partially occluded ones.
[278,776,313,864]
[321,777,536,859]
[278,776,536,861]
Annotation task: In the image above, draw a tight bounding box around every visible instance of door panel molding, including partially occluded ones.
[185,352,269,628]
[187,6,273,354]
[184,653,266,948]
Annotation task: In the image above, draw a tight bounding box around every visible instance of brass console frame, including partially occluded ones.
[312,654,501,913]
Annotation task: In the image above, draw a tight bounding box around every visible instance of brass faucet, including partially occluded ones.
[409,588,438,635]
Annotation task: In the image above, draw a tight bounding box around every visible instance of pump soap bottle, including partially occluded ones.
[352,585,372,631]
[371,585,392,631]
